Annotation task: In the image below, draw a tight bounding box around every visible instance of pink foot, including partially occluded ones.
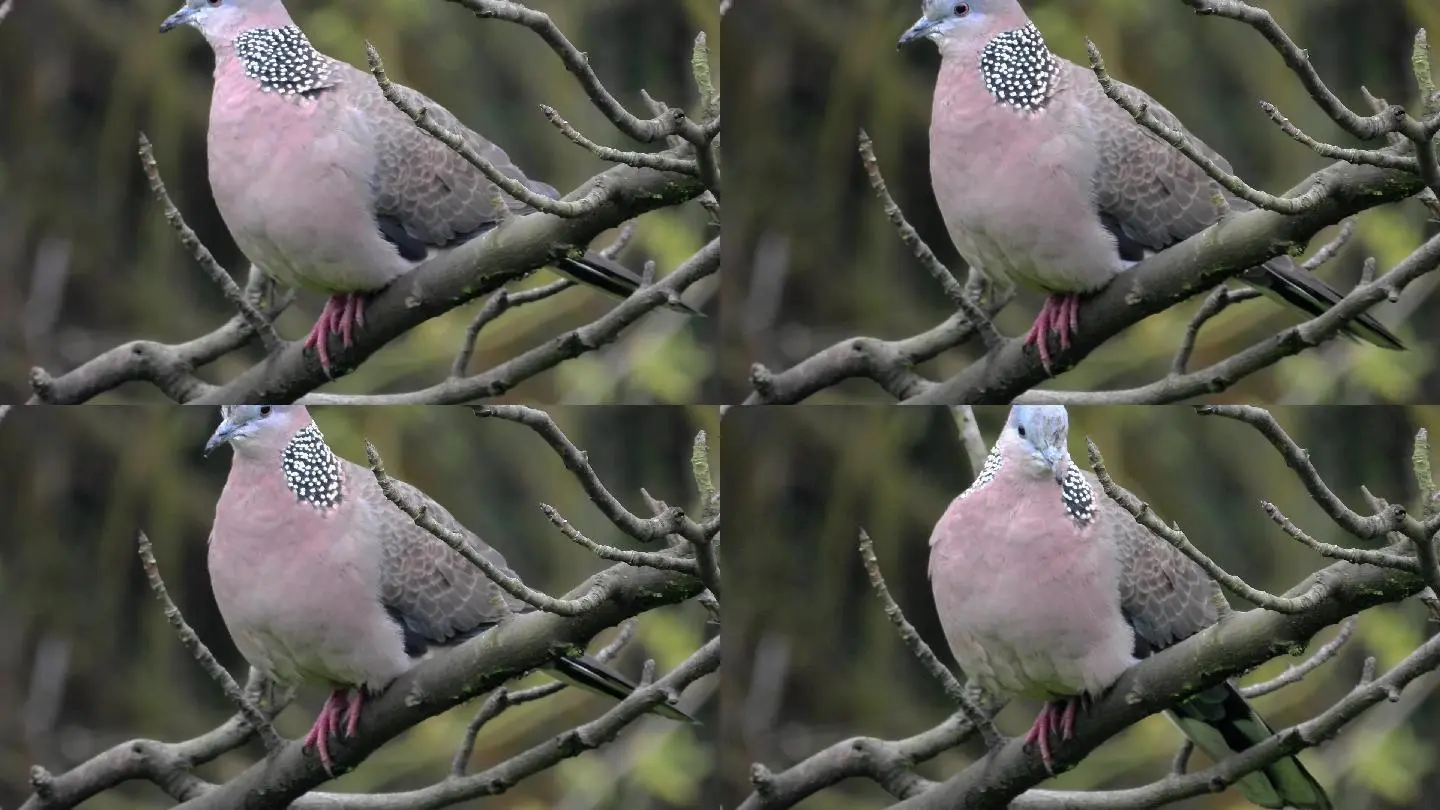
[1022,294,1083,374]
[301,690,350,775]
[302,293,369,377]
[1022,697,1084,774]
[344,689,365,738]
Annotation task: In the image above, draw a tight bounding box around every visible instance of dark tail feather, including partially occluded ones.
[1248,257,1404,350]
[1168,682,1331,810]
[554,255,703,317]
[549,654,698,724]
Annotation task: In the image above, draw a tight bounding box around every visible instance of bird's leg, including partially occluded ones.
[1022,293,1084,374]
[337,293,367,347]
[1058,696,1082,741]
[1023,697,1084,775]
[1058,294,1080,349]
[302,293,369,378]
[303,296,346,377]
[1022,701,1059,774]
[301,689,350,775]
[342,688,366,738]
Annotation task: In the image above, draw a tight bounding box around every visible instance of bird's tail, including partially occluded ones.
[1245,256,1403,350]
[1168,681,1330,810]
[548,654,698,724]
[553,255,703,317]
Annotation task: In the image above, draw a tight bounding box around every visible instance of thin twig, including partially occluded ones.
[1169,740,1194,776]
[857,529,1001,747]
[949,406,989,476]
[1199,406,1402,540]
[1259,102,1416,172]
[1300,218,1359,271]
[137,134,282,353]
[541,504,699,574]
[857,130,1003,351]
[1260,501,1417,571]
[1170,287,1262,376]
[541,106,696,175]
[1240,616,1356,698]
[1181,0,1407,141]
[136,532,282,752]
[473,405,704,543]
[450,279,575,378]
[451,621,640,776]
[687,429,722,597]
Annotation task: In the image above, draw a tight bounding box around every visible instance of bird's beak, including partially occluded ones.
[160,5,196,33]
[204,419,237,457]
[1043,449,1067,485]
[898,16,936,48]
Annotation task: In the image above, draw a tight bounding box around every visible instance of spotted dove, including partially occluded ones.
[899,0,1402,371]
[928,405,1330,809]
[204,405,694,774]
[161,0,696,376]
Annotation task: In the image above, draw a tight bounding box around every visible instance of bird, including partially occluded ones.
[203,404,695,774]
[160,0,698,376]
[927,405,1331,809]
[898,0,1402,372]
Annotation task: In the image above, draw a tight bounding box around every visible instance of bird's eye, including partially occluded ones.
[954,3,970,15]
[207,0,221,5]
[259,406,272,416]
[1016,425,1027,438]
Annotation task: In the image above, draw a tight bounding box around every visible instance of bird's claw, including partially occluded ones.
[303,293,368,378]
[1022,696,1085,775]
[1023,294,1082,375]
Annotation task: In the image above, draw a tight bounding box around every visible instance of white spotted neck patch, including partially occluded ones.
[979,23,1059,112]
[1059,465,1096,526]
[959,446,1003,499]
[233,25,335,96]
[281,423,343,509]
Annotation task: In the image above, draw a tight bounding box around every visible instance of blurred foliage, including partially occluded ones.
[723,405,1440,809]
[723,0,1440,403]
[0,404,721,809]
[0,0,719,404]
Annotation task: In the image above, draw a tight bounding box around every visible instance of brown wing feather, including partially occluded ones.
[1072,63,1237,254]
[344,456,523,646]
[344,63,557,250]
[1087,472,1222,655]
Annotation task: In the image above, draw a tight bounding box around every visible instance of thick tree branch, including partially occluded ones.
[1011,628,1440,810]
[299,237,718,405]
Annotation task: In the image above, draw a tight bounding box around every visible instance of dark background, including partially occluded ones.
[723,0,1440,403]
[723,405,1437,809]
[0,404,720,808]
[0,0,719,404]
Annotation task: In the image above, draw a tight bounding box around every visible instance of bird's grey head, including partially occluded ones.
[898,0,1022,49]
[1004,405,1071,484]
[204,405,305,457]
[159,0,293,43]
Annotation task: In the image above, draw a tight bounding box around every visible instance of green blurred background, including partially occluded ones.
[724,405,1437,809]
[0,404,720,808]
[0,0,719,404]
[723,0,1440,403]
